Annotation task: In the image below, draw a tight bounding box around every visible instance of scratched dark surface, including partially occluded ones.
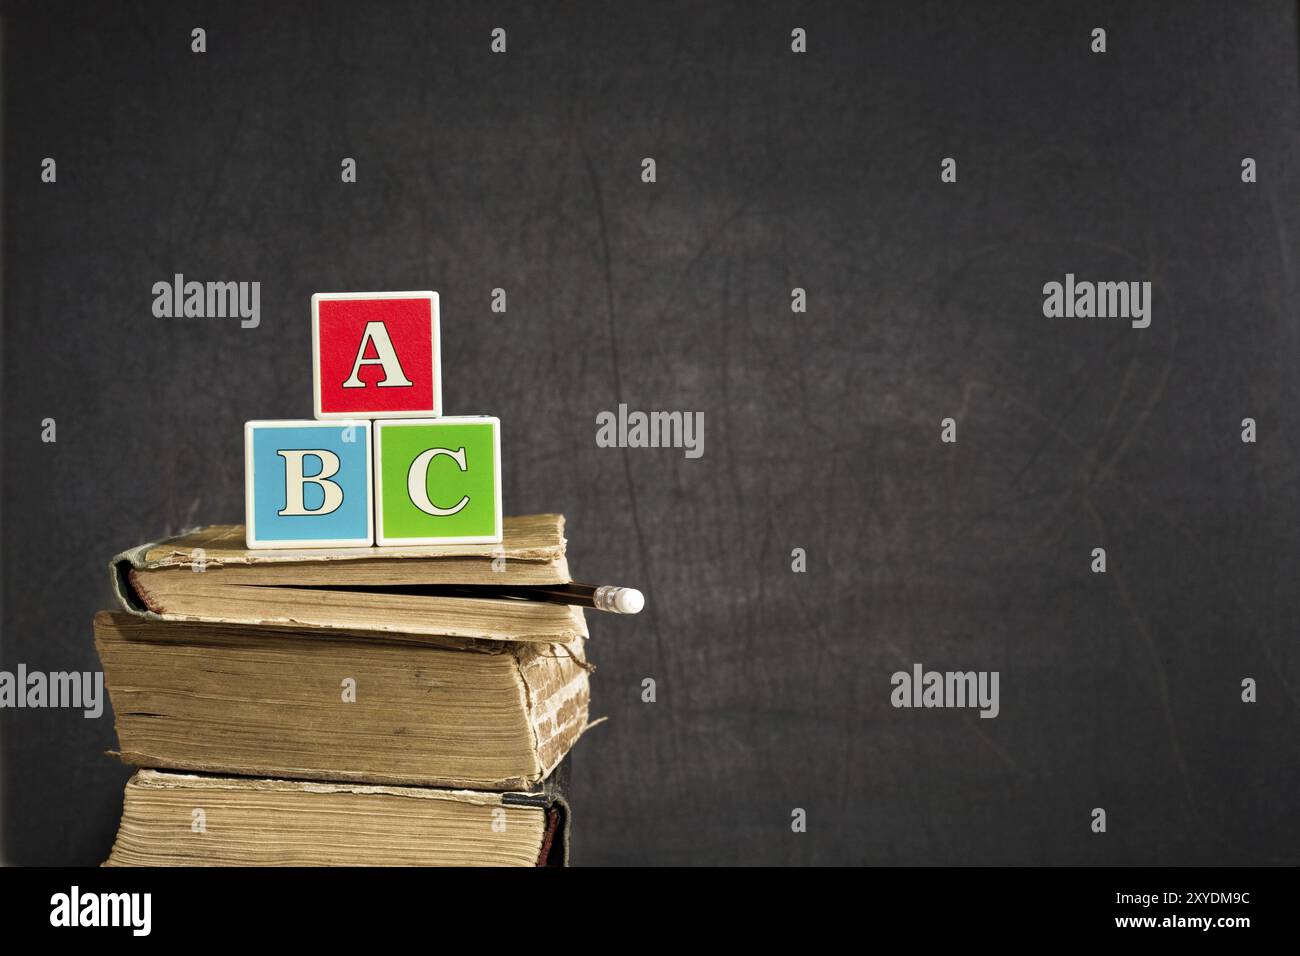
[3,1,1298,865]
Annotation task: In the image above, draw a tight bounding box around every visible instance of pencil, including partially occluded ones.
[310,582,646,614]
[437,582,645,614]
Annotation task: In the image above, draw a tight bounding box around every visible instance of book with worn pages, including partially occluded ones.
[96,513,598,867]
[112,514,585,642]
[95,611,590,789]
[105,769,571,867]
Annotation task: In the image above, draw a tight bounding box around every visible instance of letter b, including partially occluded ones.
[278,450,344,515]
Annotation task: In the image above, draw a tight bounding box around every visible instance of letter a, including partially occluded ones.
[342,321,414,389]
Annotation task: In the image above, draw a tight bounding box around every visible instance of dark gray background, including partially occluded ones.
[3,0,1298,865]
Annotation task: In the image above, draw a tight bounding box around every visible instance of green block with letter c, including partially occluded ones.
[373,417,502,544]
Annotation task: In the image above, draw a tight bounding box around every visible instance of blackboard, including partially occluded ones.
[3,0,1298,865]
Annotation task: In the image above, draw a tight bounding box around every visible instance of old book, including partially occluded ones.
[94,610,590,790]
[112,514,586,643]
[105,768,571,867]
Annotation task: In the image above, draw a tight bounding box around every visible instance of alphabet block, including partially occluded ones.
[312,291,441,420]
[373,417,502,545]
[245,420,373,548]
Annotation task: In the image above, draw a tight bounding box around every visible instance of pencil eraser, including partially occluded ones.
[615,588,645,614]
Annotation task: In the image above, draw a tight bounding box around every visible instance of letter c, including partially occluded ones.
[407,447,470,516]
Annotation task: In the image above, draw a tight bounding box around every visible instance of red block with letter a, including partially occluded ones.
[312,291,442,419]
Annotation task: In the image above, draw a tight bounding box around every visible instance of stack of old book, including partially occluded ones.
[94,513,591,866]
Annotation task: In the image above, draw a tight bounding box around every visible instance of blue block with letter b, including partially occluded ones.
[244,420,373,548]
